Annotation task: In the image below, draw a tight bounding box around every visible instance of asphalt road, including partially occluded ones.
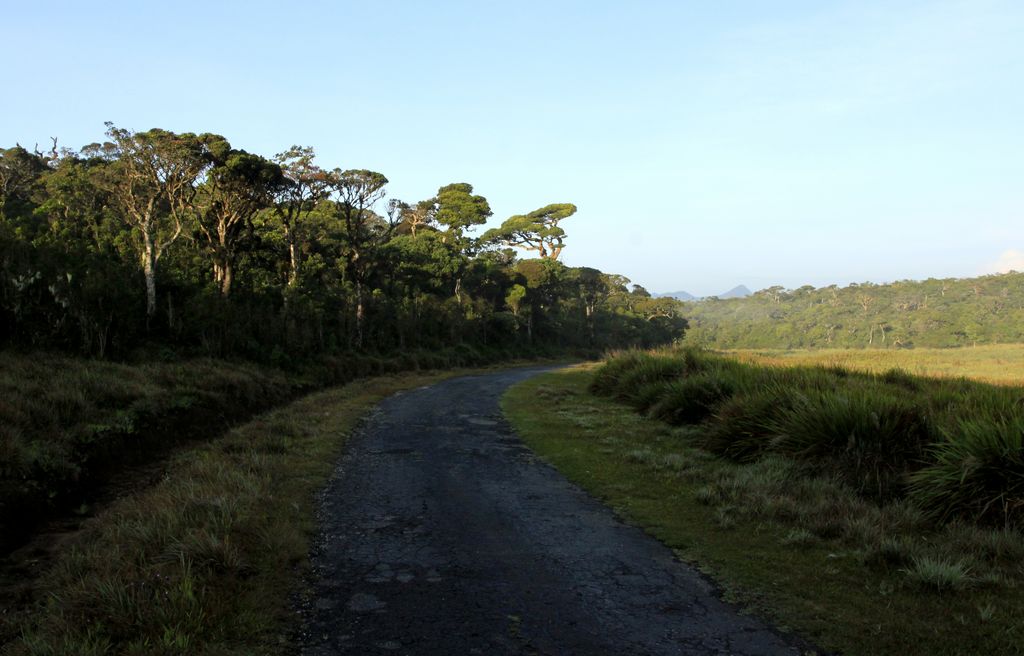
[299,367,814,655]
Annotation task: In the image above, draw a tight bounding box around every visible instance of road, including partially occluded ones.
[299,367,814,655]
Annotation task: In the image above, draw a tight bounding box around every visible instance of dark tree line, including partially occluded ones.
[0,126,687,362]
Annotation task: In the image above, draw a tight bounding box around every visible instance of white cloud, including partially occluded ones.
[983,249,1024,274]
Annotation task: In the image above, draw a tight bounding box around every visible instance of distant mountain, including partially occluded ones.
[718,285,752,299]
[656,285,751,301]
[656,290,696,301]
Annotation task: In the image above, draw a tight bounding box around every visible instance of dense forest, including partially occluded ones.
[682,272,1024,349]
[0,127,687,362]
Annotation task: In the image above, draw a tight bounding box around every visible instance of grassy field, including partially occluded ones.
[726,344,1024,385]
[504,361,1024,656]
[1,367,497,655]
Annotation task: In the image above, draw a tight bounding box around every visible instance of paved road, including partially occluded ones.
[300,367,814,655]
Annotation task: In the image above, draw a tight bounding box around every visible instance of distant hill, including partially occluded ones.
[656,290,697,301]
[681,273,1024,349]
[718,285,751,299]
[656,285,751,301]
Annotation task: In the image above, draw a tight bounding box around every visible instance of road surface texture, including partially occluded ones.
[299,367,815,655]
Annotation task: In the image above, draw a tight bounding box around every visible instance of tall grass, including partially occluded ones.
[910,417,1024,526]
[592,348,1024,528]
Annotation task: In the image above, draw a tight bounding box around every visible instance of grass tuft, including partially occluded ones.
[909,417,1024,526]
[904,556,973,592]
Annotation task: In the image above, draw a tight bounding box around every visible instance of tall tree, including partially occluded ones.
[331,169,390,346]
[194,137,284,296]
[433,182,492,241]
[482,203,577,259]
[426,183,492,301]
[273,146,332,288]
[100,125,208,319]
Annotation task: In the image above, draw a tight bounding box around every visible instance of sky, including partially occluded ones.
[3,0,1022,296]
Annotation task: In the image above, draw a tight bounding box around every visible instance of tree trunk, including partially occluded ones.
[143,235,157,320]
[355,280,365,348]
[221,260,233,297]
[288,238,299,287]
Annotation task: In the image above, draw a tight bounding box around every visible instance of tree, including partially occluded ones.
[37,152,117,252]
[482,203,576,259]
[194,137,284,296]
[100,125,208,320]
[331,169,390,347]
[399,199,435,237]
[422,183,493,301]
[0,145,49,226]
[273,146,333,288]
[433,183,492,240]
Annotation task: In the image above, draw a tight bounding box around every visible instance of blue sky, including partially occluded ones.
[3,0,1022,295]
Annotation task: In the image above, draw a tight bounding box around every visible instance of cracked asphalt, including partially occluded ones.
[299,367,815,655]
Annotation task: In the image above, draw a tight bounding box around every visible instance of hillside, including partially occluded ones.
[682,272,1024,349]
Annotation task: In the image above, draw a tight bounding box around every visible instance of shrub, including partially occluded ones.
[702,388,789,461]
[615,355,688,403]
[771,387,934,501]
[631,381,672,412]
[648,374,733,425]
[909,417,1024,526]
[589,351,647,396]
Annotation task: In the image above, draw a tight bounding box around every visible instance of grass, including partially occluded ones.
[503,365,1024,655]
[728,344,1024,385]
[1,367,488,655]
[591,348,1024,524]
[0,352,302,547]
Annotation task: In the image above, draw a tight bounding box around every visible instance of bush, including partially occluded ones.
[702,388,789,461]
[909,417,1024,526]
[648,374,733,425]
[631,381,672,413]
[589,351,647,396]
[771,387,934,501]
[615,355,687,401]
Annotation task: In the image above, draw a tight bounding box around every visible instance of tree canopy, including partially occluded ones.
[482,203,577,260]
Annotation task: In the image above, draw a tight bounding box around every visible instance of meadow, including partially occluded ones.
[725,344,1024,385]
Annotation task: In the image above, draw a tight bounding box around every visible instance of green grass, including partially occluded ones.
[504,365,1024,656]
[1,367,486,655]
[591,348,1024,525]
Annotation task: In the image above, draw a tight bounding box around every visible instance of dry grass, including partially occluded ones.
[726,344,1024,385]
